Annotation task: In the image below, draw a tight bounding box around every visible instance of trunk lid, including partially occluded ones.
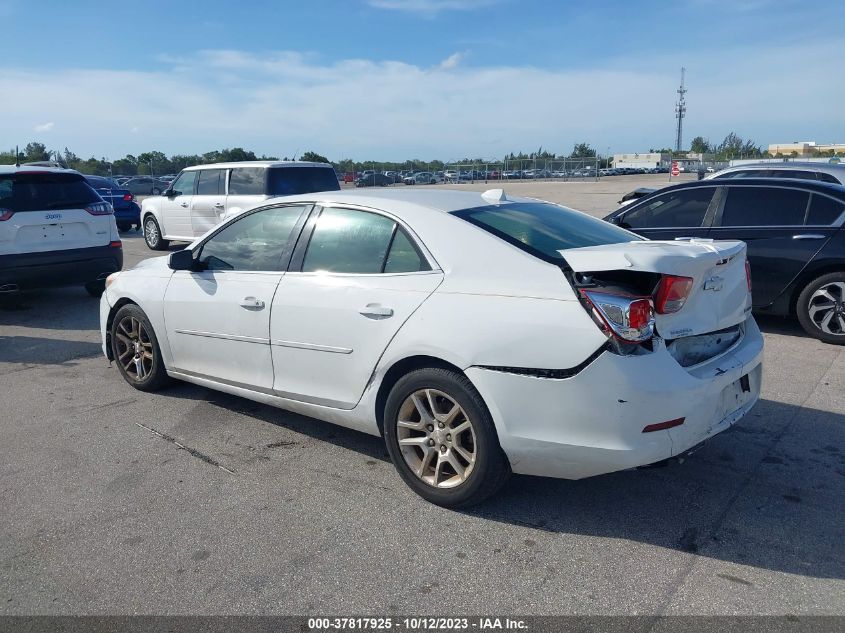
[559,239,751,338]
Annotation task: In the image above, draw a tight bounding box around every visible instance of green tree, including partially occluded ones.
[24,142,50,162]
[300,150,330,163]
[569,142,596,158]
[689,136,711,154]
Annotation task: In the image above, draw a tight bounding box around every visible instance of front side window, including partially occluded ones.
[453,202,639,263]
[196,205,307,272]
[170,171,197,196]
[302,208,428,274]
[720,186,809,227]
[622,187,715,229]
[228,167,265,195]
[195,169,225,196]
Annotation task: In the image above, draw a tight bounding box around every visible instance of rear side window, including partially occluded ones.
[622,187,714,229]
[721,187,809,226]
[718,170,766,179]
[0,173,100,212]
[228,167,265,195]
[266,167,340,196]
[302,208,396,274]
[806,194,845,225]
[453,202,639,263]
[770,170,816,180]
[85,176,117,189]
[818,172,842,185]
[196,169,225,195]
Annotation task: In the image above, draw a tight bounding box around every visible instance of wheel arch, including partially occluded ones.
[786,262,845,316]
[104,297,139,361]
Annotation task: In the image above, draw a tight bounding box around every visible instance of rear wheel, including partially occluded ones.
[110,304,172,391]
[143,216,169,251]
[383,368,510,507]
[151,187,162,195]
[797,272,845,345]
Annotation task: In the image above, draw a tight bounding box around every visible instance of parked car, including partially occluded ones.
[123,176,170,196]
[603,178,845,344]
[403,172,440,185]
[140,161,340,250]
[101,188,762,507]
[0,166,122,297]
[84,175,141,232]
[356,173,393,187]
[706,161,845,185]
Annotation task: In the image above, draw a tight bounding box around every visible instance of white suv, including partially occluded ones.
[0,166,122,297]
[140,161,340,250]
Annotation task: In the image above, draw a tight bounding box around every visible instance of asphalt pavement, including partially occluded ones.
[1,175,843,615]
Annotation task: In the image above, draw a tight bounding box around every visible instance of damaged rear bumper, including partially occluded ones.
[465,316,763,480]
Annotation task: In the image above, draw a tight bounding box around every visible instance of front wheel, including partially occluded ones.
[110,304,172,391]
[143,216,169,251]
[797,273,845,344]
[151,187,162,195]
[383,368,510,508]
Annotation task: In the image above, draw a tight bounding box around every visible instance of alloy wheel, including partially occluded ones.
[807,282,845,336]
[396,389,476,488]
[144,219,159,247]
[114,315,154,381]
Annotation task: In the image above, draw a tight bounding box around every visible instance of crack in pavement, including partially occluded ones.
[135,422,235,474]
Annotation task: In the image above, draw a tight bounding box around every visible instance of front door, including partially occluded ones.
[163,203,310,390]
[710,185,837,308]
[270,206,443,409]
[160,170,197,238]
[191,168,228,237]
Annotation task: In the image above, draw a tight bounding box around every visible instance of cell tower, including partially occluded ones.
[674,67,687,152]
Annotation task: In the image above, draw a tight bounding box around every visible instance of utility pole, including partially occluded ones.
[674,67,687,153]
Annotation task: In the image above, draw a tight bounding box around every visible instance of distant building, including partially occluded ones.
[612,152,716,171]
[767,141,845,156]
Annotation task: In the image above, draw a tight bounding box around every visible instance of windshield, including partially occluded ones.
[266,167,340,196]
[453,202,642,263]
[0,173,101,212]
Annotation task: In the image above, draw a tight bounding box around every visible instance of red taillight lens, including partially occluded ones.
[109,240,122,248]
[654,275,694,314]
[745,260,752,292]
[581,290,655,343]
[85,202,114,216]
[123,194,133,202]
[0,208,13,221]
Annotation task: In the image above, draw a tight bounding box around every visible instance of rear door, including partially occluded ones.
[159,170,196,238]
[709,184,835,308]
[0,172,111,255]
[270,206,443,409]
[615,185,718,241]
[190,168,227,236]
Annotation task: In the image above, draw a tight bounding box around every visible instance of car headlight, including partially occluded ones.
[105,272,121,288]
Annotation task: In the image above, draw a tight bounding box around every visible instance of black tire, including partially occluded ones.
[117,222,131,232]
[110,304,172,391]
[796,271,845,345]
[383,368,510,508]
[151,187,161,195]
[143,215,169,251]
[85,280,105,297]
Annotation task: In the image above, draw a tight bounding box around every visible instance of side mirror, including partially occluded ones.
[168,249,195,271]
[609,215,621,225]
[164,189,176,197]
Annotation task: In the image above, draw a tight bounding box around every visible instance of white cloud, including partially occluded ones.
[33,121,54,132]
[439,52,464,70]
[1,41,842,160]
[367,0,502,16]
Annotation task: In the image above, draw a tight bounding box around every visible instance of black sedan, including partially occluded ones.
[355,173,393,187]
[603,178,845,344]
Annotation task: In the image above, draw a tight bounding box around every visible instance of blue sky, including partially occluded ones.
[1,0,843,160]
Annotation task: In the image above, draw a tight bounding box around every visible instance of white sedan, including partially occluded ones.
[100,188,763,507]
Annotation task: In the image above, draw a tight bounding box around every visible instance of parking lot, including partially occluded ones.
[1,174,843,615]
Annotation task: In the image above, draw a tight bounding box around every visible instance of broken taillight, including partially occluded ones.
[580,290,655,343]
[654,275,693,314]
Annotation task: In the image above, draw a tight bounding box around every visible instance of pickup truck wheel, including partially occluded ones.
[144,216,169,251]
[384,368,510,508]
[797,272,845,345]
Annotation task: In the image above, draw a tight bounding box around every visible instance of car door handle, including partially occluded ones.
[213,203,225,209]
[180,202,189,208]
[359,303,393,318]
[239,296,265,310]
[792,234,825,240]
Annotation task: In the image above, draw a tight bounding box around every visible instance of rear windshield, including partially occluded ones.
[0,173,101,212]
[266,167,340,196]
[453,202,641,263]
[85,175,118,189]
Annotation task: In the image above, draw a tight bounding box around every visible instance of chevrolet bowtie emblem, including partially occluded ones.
[703,275,724,291]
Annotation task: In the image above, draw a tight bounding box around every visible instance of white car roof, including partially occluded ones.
[181,160,333,171]
[0,165,80,175]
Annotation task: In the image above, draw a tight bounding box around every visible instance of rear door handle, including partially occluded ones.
[359,303,393,318]
[792,234,825,240]
[180,202,189,208]
[239,296,265,310]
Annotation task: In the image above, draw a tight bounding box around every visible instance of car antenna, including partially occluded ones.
[14,145,20,167]
[292,149,299,161]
